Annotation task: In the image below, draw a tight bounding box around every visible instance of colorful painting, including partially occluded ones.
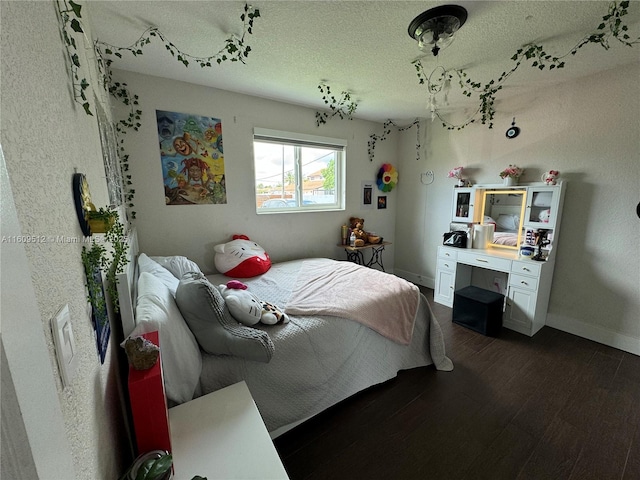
[85,266,110,364]
[156,110,226,205]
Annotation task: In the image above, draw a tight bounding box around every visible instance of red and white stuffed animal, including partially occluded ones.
[214,235,271,278]
[218,284,289,326]
[541,170,559,185]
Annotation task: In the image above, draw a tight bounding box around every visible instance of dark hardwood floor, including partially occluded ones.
[274,288,640,480]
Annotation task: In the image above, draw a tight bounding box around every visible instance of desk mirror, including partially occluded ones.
[481,189,526,250]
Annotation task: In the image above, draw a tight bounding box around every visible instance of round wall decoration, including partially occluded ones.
[505,117,521,139]
[73,173,92,236]
[377,163,398,192]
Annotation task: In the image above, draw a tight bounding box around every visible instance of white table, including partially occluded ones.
[169,381,289,479]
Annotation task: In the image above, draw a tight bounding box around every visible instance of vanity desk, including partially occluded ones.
[436,246,555,336]
[435,182,566,337]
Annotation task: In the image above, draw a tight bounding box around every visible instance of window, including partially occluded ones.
[253,128,346,213]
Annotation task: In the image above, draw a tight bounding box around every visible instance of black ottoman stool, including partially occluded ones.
[453,286,504,336]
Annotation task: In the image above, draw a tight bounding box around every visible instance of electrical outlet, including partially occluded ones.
[51,304,79,388]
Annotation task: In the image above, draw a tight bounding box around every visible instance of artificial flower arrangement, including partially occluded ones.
[447,166,463,180]
[499,164,524,179]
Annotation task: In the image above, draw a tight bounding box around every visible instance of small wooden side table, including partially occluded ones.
[337,241,391,271]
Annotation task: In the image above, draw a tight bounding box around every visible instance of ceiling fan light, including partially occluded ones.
[408,4,467,56]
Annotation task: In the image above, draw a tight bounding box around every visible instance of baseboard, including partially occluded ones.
[394,269,434,289]
[546,313,640,356]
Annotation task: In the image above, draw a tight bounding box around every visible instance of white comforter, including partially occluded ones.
[201,258,452,433]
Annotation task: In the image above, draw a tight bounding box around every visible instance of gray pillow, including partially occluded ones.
[175,272,274,363]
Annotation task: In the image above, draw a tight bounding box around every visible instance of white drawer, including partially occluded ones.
[457,251,511,272]
[509,273,539,291]
[437,257,456,272]
[511,260,541,277]
[438,246,458,261]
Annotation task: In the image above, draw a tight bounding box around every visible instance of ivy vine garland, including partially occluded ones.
[95,4,260,69]
[56,0,92,115]
[368,119,421,162]
[315,82,358,126]
[413,0,639,130]
[56,1,261,219]
[57,1,260,119]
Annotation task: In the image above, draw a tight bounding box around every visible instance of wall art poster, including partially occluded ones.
[156,110,227,205]
[85,266,110,364]
[361,181,373,210]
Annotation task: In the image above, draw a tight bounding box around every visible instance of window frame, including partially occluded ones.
[253,128,346,214]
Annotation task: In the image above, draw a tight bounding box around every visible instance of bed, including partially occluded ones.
[117,232,453,437]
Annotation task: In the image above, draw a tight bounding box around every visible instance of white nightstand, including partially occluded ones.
[168,381,289,479]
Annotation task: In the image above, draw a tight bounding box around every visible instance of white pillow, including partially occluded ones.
[496,214,520,231]
[129,272,202,404]
[150,255,202,279]
[138,253,179,296]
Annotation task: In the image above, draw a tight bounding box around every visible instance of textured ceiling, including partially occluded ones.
[87,1,640,123]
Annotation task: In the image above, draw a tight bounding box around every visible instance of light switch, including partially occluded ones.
[51,304,79,388]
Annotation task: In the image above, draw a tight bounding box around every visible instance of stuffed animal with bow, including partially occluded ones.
[218,284,289,326]
[541,170,559,185]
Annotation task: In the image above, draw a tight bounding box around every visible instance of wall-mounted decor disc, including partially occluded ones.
[377,164,398,192]
[506,117,521,139]
[73,173,92,236]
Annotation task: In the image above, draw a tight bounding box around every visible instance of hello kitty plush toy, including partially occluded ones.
[541,170,559,185]
[214,235,271,278]
[538,209,551,223]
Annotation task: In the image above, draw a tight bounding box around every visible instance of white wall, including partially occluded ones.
[113,70,400,272]
[395,62,640,354]
[1,2,129,478]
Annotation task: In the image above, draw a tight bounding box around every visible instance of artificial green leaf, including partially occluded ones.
[69,0,82,17]
[145,454,173,480]
[70,18,83,33]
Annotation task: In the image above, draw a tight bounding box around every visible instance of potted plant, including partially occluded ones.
[120,451,172,480]
[86,205,117,234]
[81,206,129,317]
[120,450,207,480]
[499,164,524,186]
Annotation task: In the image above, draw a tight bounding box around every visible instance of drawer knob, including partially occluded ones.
[522,267,531,272]
[520,281,529,285]
[444,263,449,268]
[476,258,488,263]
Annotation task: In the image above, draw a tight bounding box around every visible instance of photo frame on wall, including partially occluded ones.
[85,265,110,364]
[96,101,125,207]
[377,196,387,209]
[361,181,373,209]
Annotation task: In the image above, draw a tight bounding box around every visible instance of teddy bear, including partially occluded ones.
[541,170,560,185]
[218,284,289,326]
[349,217,368,247]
